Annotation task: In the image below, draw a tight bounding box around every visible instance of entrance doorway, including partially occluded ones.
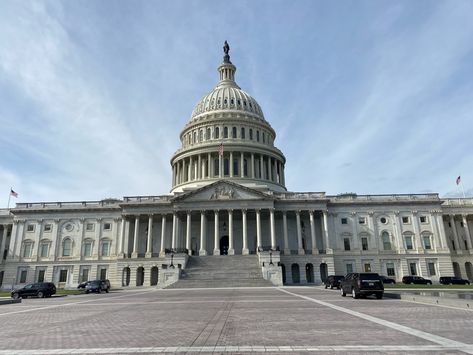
[320,263,328,282]
[220,235,229,255]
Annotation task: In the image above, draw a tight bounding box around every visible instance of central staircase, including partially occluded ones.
[165,255,273,289]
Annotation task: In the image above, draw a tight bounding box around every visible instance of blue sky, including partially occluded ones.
[1,0,472,205]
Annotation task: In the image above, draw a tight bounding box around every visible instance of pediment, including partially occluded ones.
[172,181,272,202]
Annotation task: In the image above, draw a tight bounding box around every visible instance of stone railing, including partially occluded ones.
[15,199,122,209]
[123,195,173,203]
[442,198,473,206]
[330,193,439,202]
[275,192,326,200]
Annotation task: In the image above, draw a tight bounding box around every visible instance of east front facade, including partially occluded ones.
[1,45,473,289]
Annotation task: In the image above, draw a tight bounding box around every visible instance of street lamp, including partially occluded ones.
[269,252,274,266]
[170,250,175,269]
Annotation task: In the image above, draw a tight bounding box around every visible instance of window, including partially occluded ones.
[215,127,220,139]
[83,241,92,257]
[233,159,239,176]
[193,131,196,143]
[256,130,260,142]
[223,158,229,176]
[361,237,368,251]
[428,262,436,276]
[44,224,52,232]
[402,216,410,224]
[409,262,417,276]
[346,264,353,274]
[364,263,371,272]
[37,270,45,283]
[382,231,391,250]
[420,216,428,223]
[101,241,110,256]
[358,217,366,225]
[341,218,348,225]
[81,269,89,283]
[26,224,35,232]
[40,243,49,258]
[232,127,237,138]
[59,269,68,283]
[206,128,211,140]
[103,223,111,231]
[86,223,94,232]
[386,263,395,277]
[62,238,72,257]
[241,127,245,139]
[214,158,219,176]
[421,235,431,249]
[249,129,253,140]
[344,238,351,251]
[224,127,228,138]
[262,132,265,143]
[199,129,203,142]
[19,270,27,283]
[23,242,33,258]
[380,217,387,224]
[405,235,413,250]
[100,268,107,280]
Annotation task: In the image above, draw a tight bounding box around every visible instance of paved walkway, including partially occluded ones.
[0,286,472,354]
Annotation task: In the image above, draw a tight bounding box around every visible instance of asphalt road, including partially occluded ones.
[0,286,472,354]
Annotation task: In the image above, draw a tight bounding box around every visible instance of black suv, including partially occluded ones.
[439,276,470,285]
[11,282,56,299]
[402,276,432,285]
[379,275,396,284]
[324,275,345,289]
[85,280,110,293]
[340,273,384,299]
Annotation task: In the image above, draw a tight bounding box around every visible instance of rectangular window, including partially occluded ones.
[101,242,110,256]
[84,242,92,257]
[59,269,68,283]
[346,264,353,274]
[19,270,27,283]
[23,243,32,258]
[402,216,410,224]
[37,269,45,283]
[428,262,436,276]
[344,238,351,251]
[423,236,432,250]
[44,224,52,232]
[361,237,368,251]
[386,263,395,277]
[341,218,348,225]
[40,243,49,258]
[26,224,35,232]
[86,223,94,231]
[409,262,417,276]
[103,223,111,231]
[420,216,427,223]
[358,217,366,225]
[405,236,413,250]
[81,269,89,283]
[100,268,107,280]
[364,263,371,272]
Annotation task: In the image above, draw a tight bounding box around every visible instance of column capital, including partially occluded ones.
[308,209,315,215]
[255,209,261,213]
[462,213,469,219]
[186,210,192,215]
[113,217,121,223]
[269,208,275,213]
[214,209,219,215]
[412,210,418,216]
[148,214,154,218]
[350,211,357,216]
[96,217,103,222]
[79,218,86,223]
[368,211,375,216]
[241,209,247,214]
[394,210,400,216]
[200,210,206,215]
[227,209,233,214]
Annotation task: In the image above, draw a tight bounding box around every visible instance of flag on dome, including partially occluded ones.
[456,176,461,185]
[218,142,224,156]
[10,189,18,198]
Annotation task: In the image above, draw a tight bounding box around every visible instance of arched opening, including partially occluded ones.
[224,159,229,176]
[320,263,328,282]
[136,267,144,286]
[122,267,130,287]
[224,127,228,138]
[232,127,237,138]
[305,263,314,283]
[291,264,300,284]
[150,267,159,286]
[0,270,4,287]
[233,158,239,176]
[453,262,462,278]
[243,159,248,176]
[220,235,229,255]
[465,262,473,281]
[280,264,286,284]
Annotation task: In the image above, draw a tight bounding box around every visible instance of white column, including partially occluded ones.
[256,209,262,251]
[394,212,404,252]
[112,218,120,256]
[436,214,448,249]
[189,157,194,180]
[0,225,8,263]
[94,218,102,258]
[123,219,130,258]
[260,155,264,179]
[350,212,358,250]
[283,212,289,255]
[208,153,212,178]
[160,215,166,256]
[281,165,285,186]
[462,214,472,250]
[228,210,234,255]
[213,210,220,255]
[242,209,248,255]
[240,152,244,178]
[186,211,192,255]
[171,212,177,250]
[132,217,139,258]
[118,217,125,257]
[296,211,304,255]
[322,210,330,253]
[199,211,207,255]
[412,212,424,252]
[251,153,255,179]
[146,215,153,257]
[268,157,273,181]
[230,152,234,177]
[176,162,181,184]
[430,211,441,252]
[270,208,276,250]
[309,210,317,254]
[198,154,202,180]
[219,153,223,178]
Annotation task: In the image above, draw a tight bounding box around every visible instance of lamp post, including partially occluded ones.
[170,250,175,269]
[269,252,274,266]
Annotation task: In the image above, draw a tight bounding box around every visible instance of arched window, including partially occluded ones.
[243,159,248,176]
[291,264,300,284]
[206,128,211,140]
[101,240,111,256]
[214,158,219,176]
[241,127,245,139]
[262,132,265,143]
[22,240,33,258]
[224,158,229,176]
[83,239,93,257]
[193,131,197,143]
[256,131,260,142]
[215,127,219,139]
[224,127,228,138]
[199,129,203,142]
[232,127,237,138]
[249,129,253,140]
[62,238,72,257]
[382,231,391,250]
[233,158,239,176]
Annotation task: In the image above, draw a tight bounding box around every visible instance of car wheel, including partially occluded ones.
[376,293,383,299]
[85,290,89,294]
[340,287,346,297]
[37,291,44,298]
[12,293,20,300]
[330,285,334,290]
[352,288,359,299]
[105,289,109,293]
[325,284,328,289]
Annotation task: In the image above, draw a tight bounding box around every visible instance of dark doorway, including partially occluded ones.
[122,267,130,286]
[150,267,159,286]
[220,235,229,255]
[291,263,300,284]
[306,263,314,283]
[281,264,286,284]
[320,263,328,282]
[136,267,144,286]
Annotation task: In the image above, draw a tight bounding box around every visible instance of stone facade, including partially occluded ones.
[1,46,472,289]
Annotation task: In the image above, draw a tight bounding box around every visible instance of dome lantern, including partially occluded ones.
[217,41,238,88]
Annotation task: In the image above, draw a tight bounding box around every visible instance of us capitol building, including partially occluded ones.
[1,44,472,290]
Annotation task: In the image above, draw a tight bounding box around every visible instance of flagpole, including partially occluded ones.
[7,187,11,209]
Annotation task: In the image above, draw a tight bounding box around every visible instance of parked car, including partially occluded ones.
[439,276,471,285]
[340,273,384,299]
[379,275,396,284]
[77,281,90,289]
[11,282,56,299]
[402,276,432,285]
[324,275,345,289]
[85,280,110,294]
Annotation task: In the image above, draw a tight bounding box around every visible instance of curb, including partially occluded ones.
[384,292,473,310]
[0,298,22,305]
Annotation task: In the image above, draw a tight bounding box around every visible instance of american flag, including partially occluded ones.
[10,189,18,198]
[456,176,461,185]
[218,142,224,156]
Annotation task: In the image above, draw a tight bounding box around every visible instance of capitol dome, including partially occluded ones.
[170,42,286,194]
